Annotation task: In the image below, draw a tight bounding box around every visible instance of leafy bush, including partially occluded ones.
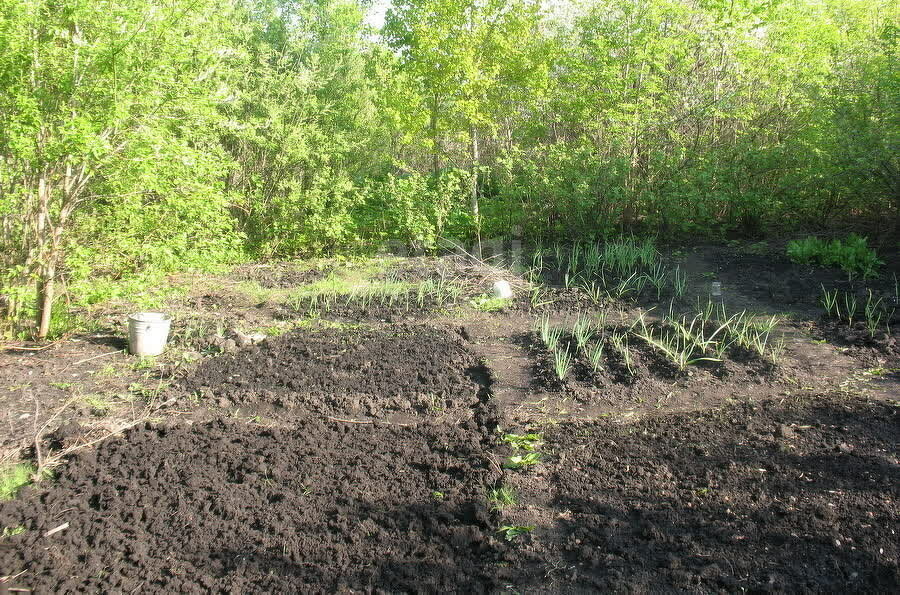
[787,234,882,278]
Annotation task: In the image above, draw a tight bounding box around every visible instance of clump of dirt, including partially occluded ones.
[231,263,331,288]
[181,325,493,423]
[505,395,899,592]
[0,419,504,593]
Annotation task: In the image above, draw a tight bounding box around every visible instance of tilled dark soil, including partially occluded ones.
[506,396,900,592]
[181,325,491,422]
[711,243,899,315]
[231,263,331,288]
[0,419,504,593]
[273,296,459,323]
[814,317,900,367]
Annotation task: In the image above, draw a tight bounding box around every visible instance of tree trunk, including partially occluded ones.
[470,125,481,258]
[36,259,56,339]
[431,94,440,176]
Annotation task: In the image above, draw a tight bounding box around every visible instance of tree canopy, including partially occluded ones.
[0,0,897,336]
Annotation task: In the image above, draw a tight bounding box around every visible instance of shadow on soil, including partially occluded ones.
[501,397,899,592]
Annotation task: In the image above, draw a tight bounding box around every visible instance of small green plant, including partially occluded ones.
[431,491,445,501]
[536,315,562,351]
[132,356,157,370]
[843,293,858,326]
[82,394,114,416]
[821,285,840,317]
[502,433,543,452]
[864,290,884,338]
[583,281,605,305]
[609,332,634,376]
[1,526,25,538]
[644,262,668,299]
[504,452,541,469]
[497,525,534,541]
[529,286,553,309]
[584,340,605,373]
[470,294,509,312]
[488,486,517,510]
[553,346,573,381]
[0,463,34,500]
[572,314,594,349]
[672,266,687,298]
[634,314,721,372]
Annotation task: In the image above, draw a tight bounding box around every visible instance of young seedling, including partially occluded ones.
[572,314,594,349]
[0,463,33,500]
[488,486,518,511]
[609,332,634,376]
[843,292,858,326]
[497,525,534,541]
[583,281,605,306]
[504,452,541,470]
[536,315,562,351]
[584,340,605,373]
[502,433,543,452]
[553,346,573,381]
[821,285,839,318]
[1,526,25,538]
[644,262,668,300]
[672,266,687,298]
[865,290,884,338]
[530,286,553,309]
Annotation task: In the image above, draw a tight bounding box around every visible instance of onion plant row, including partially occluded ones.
[528,238,688,304]
[534,301,786,382]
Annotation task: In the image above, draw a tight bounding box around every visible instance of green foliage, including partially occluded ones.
[497,525,534,541]
[488,486,518,510]
[469,294,509,312]
[1,0,897,336]
[0,463,33,500]
[787,234,883,278]
[502,433,543,452]
[1,526,25,538]
[504,452,541,470]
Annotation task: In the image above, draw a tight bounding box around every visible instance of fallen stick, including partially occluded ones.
[65,348,125,370]
[1,340,62,351]
[325,416,373,424]
[44,522,69,537]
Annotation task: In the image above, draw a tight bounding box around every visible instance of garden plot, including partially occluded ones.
[0,419,504,593]
[181,324,493,423]
[496,396,899,592]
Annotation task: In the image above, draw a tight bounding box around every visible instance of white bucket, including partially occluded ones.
[128,312,172,356]
[493,280,513,299]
